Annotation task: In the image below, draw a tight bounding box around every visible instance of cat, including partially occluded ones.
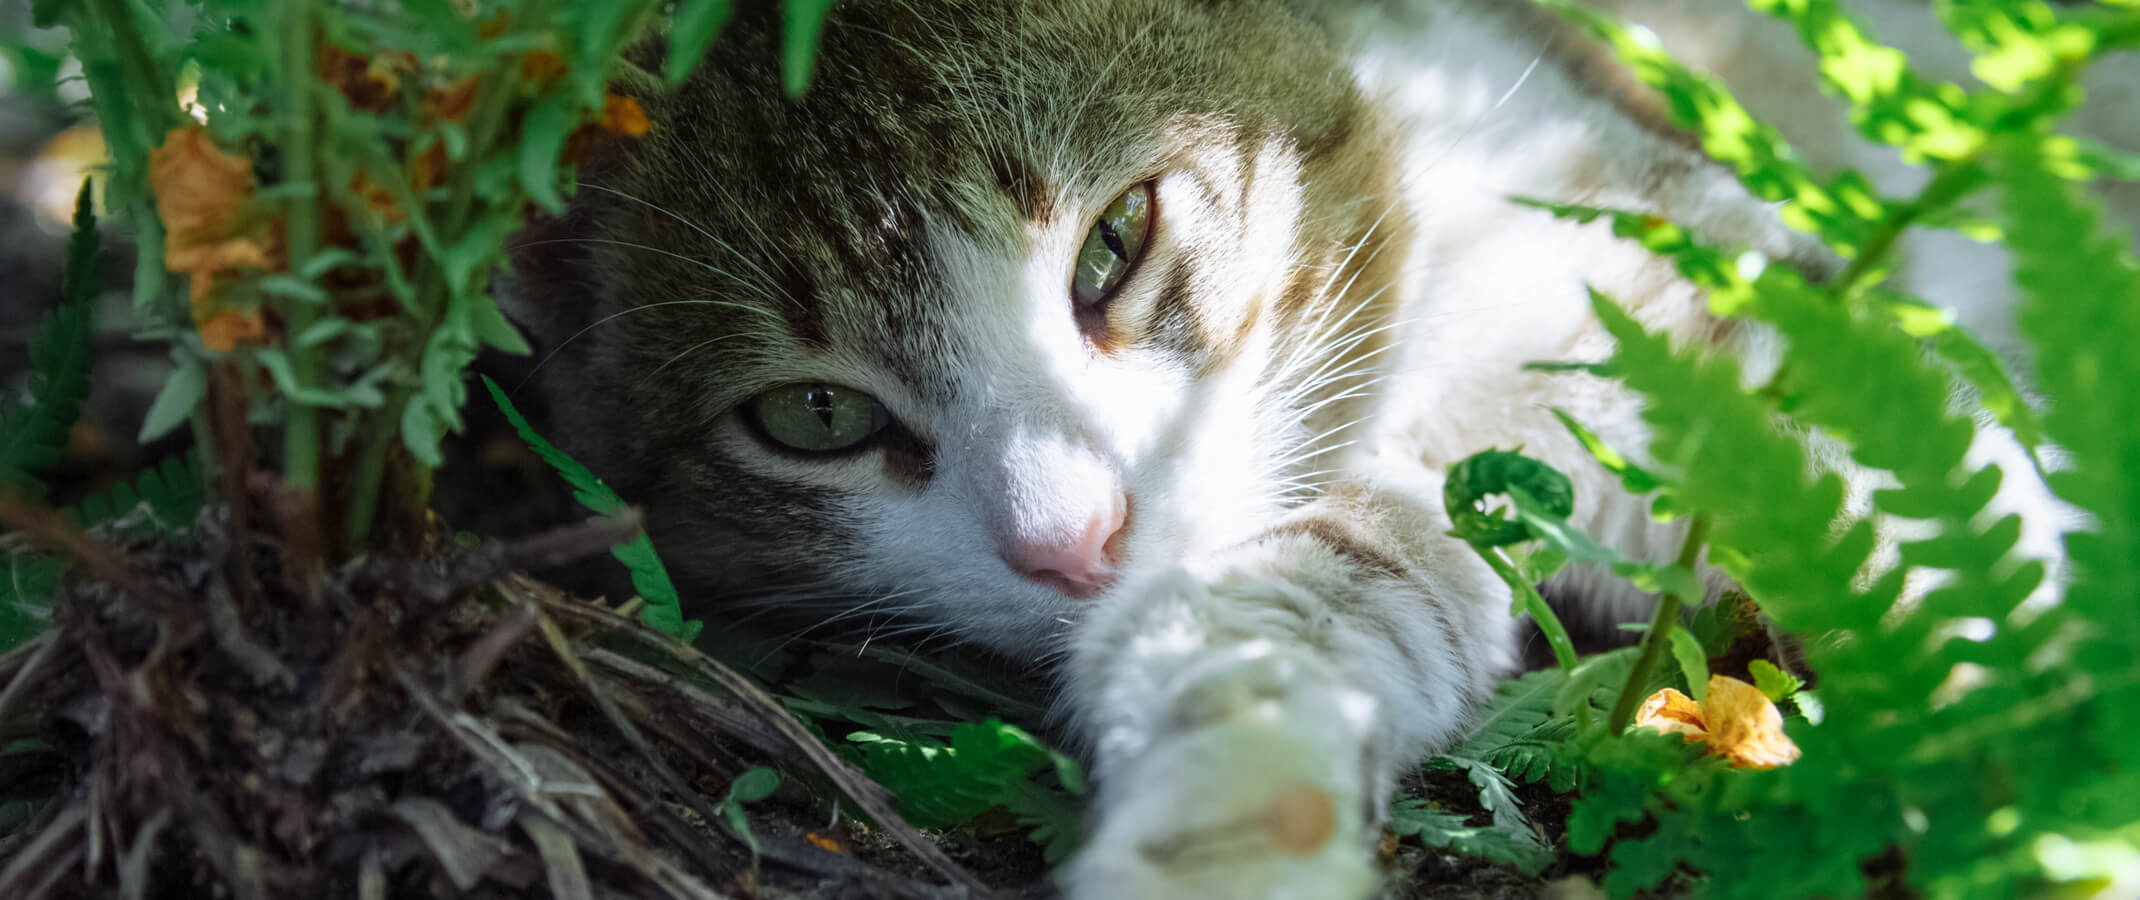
[500,1,2085,896]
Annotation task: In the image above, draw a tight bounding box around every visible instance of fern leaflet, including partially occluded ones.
[0,181,98,499]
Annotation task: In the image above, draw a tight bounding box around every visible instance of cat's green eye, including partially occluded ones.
[747,382,890,453]
[1070,183,1154,309]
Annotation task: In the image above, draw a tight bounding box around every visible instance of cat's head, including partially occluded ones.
[505,0,1407,660]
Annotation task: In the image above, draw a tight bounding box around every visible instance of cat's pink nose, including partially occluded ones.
[1003,493,1129,599]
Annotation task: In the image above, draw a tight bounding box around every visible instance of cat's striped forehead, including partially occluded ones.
[577,0,1377,399]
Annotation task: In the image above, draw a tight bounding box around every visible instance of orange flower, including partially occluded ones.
[150,126,278,351]
[1635,676,1802,769]
[598,94,650,137]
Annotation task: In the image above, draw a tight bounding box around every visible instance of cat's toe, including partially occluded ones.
[1061,644,1382,900]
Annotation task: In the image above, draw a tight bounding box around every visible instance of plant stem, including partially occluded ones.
[280,0,324,498]
[1608,515,1710,735]
[1484,550,1578,671]
[85,0,176,140]
[340,386,411,555]
[1831,160,1987,296]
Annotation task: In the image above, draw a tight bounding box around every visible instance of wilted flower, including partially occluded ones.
[1635,675,1802,769]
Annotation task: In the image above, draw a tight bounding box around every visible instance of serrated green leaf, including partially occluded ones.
[70,454,205,539]
[1748,659,1804,703]
[0,551,63,652]
[1,180,98,500]
[483,376,699,641]
[1387,797,1554,873]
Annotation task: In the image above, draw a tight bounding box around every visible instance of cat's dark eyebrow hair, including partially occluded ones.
[990,154,1053,221]
[770,260,830,349]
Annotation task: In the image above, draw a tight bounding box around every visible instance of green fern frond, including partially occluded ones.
[482,375,700,642]
[0,181,99,500]
[1388,797,1555,874]
[0,552,64,653]
[1448,668,1561,763]
[1747,0,1996,161]
[69,454,206,539]
[2004,144,2140,773]
[848,718,1086,860]
[1520,195,2046,476]
[1528,0,1885,254]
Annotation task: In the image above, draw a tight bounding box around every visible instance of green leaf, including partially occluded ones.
[470,295,532,356]
[258,273,330,304]
[1444,668,1564,770]
[1443,449,1575,546]
[420,320,477,432]
[70,453,206,538]
[1548,407,1664,495]
[482,376,699,641]
[1666,624,1709,702]
[254,348,352,408]
[0,180,98,499]
[400,393,446,468]
[137,356,206,443]
[2006,142,2140,768]
[0,552,63,653]
[726,767,781,804]
[1387,797,1553,873]
[1527,0,1884,253]
[782,0,836,97]
[667,0,735,86]
[1507,484,1704,603]
[1748,659,1804,703]
[517,95,577,216]
[719,766,781,855]
[848,716,1081,856]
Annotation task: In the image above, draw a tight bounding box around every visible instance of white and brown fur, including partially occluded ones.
[503,1,2097,896]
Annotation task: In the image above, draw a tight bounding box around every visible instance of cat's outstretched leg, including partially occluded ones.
[1059,471,1517,899]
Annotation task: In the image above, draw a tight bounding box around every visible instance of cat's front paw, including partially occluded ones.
[1061,643,1382,900]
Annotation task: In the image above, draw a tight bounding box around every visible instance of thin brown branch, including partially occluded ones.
[533,596,993,896]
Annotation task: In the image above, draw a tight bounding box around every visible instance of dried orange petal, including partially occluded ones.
[804,829,852,855]
[1701,676,1801,770]
[197,309,268,353]
[521,50,568,87]
[319,44,403,111]
[423,74,481,125]
[151,126,253,243]
[599,94,651,137]
[1634,687,1711,741]
[151,126,281,344]
[1636,678,1800,769]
